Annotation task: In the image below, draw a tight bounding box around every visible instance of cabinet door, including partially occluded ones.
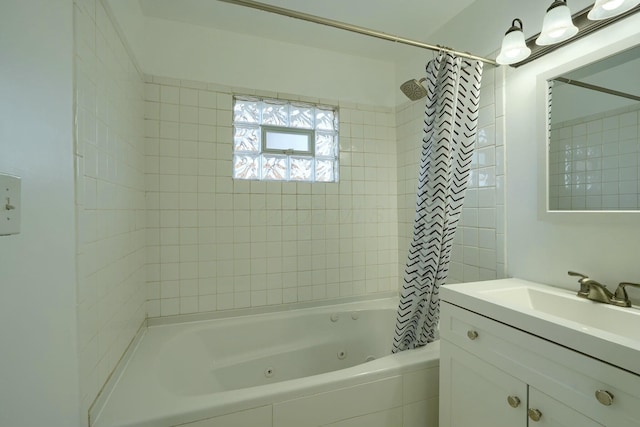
[527,388,604,427]
[440,340,527,427]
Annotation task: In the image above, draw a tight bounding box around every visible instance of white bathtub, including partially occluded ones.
[92,297,440,427]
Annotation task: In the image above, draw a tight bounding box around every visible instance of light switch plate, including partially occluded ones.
[0,173,21,236]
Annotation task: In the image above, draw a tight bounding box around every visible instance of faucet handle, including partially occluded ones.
[568,271,589,280]
[568,271,590,296]
[613,282,640,307]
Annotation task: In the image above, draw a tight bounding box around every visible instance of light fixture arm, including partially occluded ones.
[506,19,525,35]
[546,0,570,12]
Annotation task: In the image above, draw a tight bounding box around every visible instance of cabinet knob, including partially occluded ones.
[528,409,542,422]
[507,395,521,408]
[467,330,479,340]
[595,390,614,406]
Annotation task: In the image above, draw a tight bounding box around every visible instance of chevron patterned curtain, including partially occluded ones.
[392,53,483,353]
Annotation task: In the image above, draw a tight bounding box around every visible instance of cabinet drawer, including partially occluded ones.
[440,301,640,427]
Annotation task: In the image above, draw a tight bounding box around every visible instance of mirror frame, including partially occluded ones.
[536,20,640,221]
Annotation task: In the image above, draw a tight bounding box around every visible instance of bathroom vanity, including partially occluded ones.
[439,278,640,427]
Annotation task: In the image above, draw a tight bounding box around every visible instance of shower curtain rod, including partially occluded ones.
[555,77,640,102]
[217,0,498,66]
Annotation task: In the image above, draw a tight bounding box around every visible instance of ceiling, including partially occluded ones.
[136,0,480,63]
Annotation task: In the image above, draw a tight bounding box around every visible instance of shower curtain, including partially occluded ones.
[392,53,483,353]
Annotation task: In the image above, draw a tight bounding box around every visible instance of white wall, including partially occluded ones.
[104,0,146,68]
[506,14,640,290]
[0,1,81,426]
[132,17,397,108]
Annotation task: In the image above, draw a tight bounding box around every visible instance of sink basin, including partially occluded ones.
[478,285,640,342]
[441,278,640,375]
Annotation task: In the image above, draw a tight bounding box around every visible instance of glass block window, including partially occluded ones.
[233,96,339,182]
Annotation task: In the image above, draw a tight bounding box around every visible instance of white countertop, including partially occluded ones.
[441,278,640,376]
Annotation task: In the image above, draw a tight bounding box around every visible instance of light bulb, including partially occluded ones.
[588,0,640,20]
[505,49,523,59]
[602,0,624,10]
[549,28,568,38]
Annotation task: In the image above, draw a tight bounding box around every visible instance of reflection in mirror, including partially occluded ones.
[548,45,640,211]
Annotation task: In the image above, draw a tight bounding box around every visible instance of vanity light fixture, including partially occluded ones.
[536,0,579,45]
[588,0,640,20]
[496,19,531,65]
[498,1,640,66]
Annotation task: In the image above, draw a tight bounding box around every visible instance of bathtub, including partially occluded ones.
[92,297,440,427]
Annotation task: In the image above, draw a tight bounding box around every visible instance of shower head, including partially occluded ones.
[400,77,427,101]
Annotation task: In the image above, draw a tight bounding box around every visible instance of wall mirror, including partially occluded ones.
[547,44,640,211]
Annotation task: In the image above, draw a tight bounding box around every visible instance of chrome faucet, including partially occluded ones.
[568,271,614,304]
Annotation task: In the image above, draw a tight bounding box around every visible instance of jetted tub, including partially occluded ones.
[92,297,440,427]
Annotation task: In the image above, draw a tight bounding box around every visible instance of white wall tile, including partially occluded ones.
[74,0,146,419]
[161,85,180,104]
[549,104,640,210]
[147,81,399,315]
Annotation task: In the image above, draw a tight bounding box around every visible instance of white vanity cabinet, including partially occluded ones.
[439,301,640,427]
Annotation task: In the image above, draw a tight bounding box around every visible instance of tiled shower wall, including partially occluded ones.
[74,0,147,417]
[549,104,640,210]
[396,66,506,283]
[144,77,399,316]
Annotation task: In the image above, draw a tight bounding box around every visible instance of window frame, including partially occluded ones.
[232,95,339,183]
[261,125,315,156]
